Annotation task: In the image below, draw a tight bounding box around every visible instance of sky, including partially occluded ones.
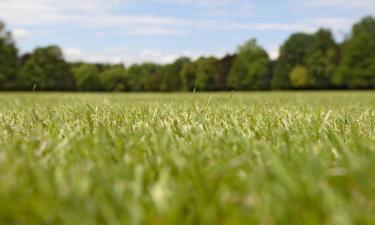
[0,0,374,65]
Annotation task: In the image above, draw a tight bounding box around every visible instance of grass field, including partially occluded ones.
[0,92,375,225]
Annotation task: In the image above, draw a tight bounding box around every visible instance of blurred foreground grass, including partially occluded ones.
[0,92,374,225]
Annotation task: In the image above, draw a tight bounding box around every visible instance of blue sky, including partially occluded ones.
[0,0,374,65]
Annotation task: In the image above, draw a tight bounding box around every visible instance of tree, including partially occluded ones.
[127,63,162,92]
[99,65,127,92]
[334,16,375,89]
[227,39,270,90]
[289,65,313,88]
[160,57,190,92]
[217,54,236,91]
[142,63,163,92]
[72,64,102,91]
[305,29,338,89]
[126,64,143,91]
[272,33,314,89]
[180,61,197,91]
[18,46,75,91]
[179,55,236,92]
[195,57,220,91]
[0,21,18,90]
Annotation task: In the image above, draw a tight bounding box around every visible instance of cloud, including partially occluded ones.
[263,44,280,60]
[63,47,180,65]
[297,0,375,13]
[125,27,189,36]
[305,0,375,10]
[0,0,254,33]
[193,20,324,33]
[208,16,358,35]
[125,49,227,65]
[220,22,314,32]
[0,0,191,30]
[12,28,30,40]
[146,0,243,6]
[0,0,235,25]
[63,46,228,65]
[1,0,355,36]
[64,47,129,64]
[308,17,358,38]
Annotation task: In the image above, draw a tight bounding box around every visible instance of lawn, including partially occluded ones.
[0,92,374,225]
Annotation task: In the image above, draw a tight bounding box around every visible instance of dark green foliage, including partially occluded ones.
[272,33,314,89]
[273,29,339,90]
[0,21,18,90]
[127,63,162,92]
[289,65,313,88]
[195,57,220,91]
[160,57,190,92]
[305,29,339,89]
[99,65,127,92]
[72,64,102,91]
[227,39,270,90]
[217,54,236,90]
[143,63,163,92]
[126,64,144,91]
[334,16,375,89]
[180,61,197,91]
[18,46,75,91]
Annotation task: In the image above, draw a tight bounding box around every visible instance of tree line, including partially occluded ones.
[1,16,374,92]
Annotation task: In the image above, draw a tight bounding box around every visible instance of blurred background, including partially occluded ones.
[0,0,374,91]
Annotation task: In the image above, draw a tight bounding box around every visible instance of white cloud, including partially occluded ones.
[241,1,253,16]
[64,48,84,58]
[307,17,359,39]
[269,50,279,60]
[223,22,314,32]
[201,1,253,17]
[263,44,280,60]
[63,47,179,65]
[137,50,179,64]
[0,0,237,27]
[309,17,355,30]
[295,0,375,16]
[0,0,192,33]
[304,0,375,11]
[147,0,243,6]
[12,28,30,40]
[63,46,229,65]
[0,0,255,33]
[64,47,129,64]
[125,27,188,36]
[193,20,319,33]
[1,0,358,36]
[207,16,358,35]
[128,49,228,65]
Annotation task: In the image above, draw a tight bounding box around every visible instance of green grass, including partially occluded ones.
[0,92,375,225]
